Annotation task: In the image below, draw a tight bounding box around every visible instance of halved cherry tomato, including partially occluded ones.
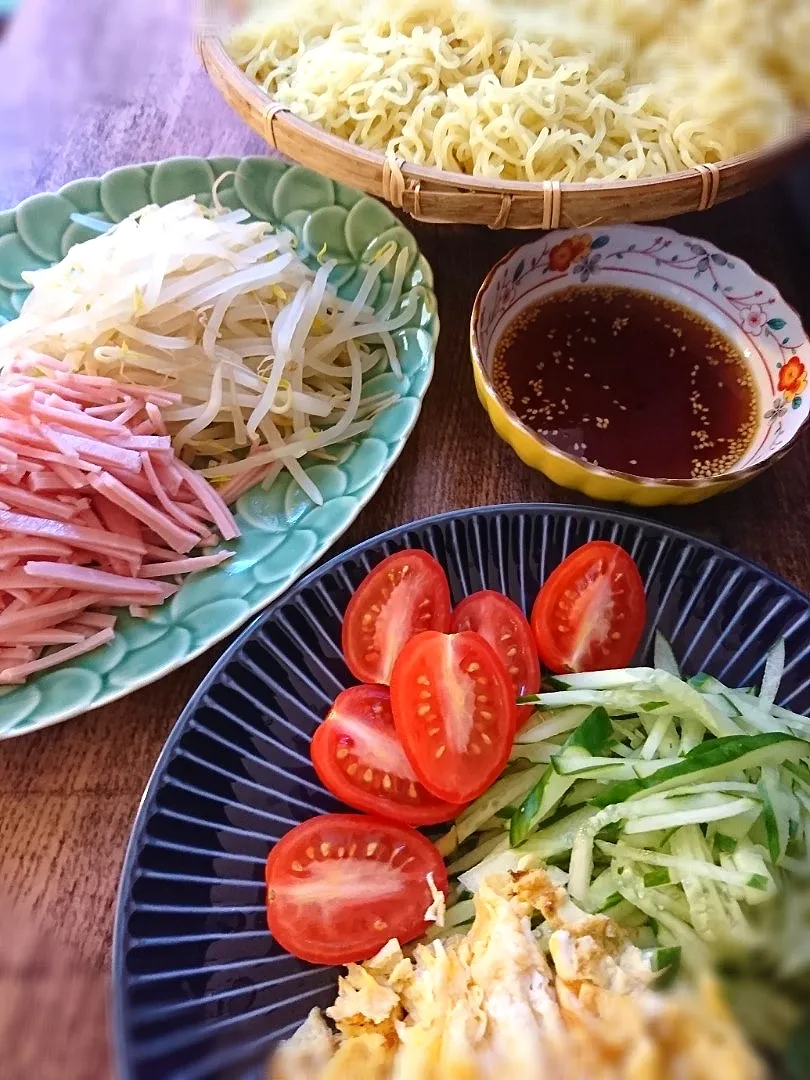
[342,549,452,684]
[451,591,540,715]
[265,814,447,965]
[531,541,646,673]
[311,685,462,825]
[390,630,516,804]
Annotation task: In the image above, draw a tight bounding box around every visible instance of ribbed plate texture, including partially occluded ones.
[114,503,810,1080]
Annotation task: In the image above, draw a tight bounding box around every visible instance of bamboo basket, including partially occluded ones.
[196,0,810,231]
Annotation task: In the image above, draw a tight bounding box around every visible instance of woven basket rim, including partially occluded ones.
[198,29,810,199]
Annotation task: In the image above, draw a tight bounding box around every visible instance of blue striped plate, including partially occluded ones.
[113,503,810,1080]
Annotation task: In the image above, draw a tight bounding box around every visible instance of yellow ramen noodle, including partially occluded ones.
[229,0,809,183]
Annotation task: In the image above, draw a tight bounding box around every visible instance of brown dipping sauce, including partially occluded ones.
[492,285,759,480]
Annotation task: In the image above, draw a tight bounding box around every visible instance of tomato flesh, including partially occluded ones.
[531,541,646,673]
[342,549,452,685]
[451,590,540,715]
[311,685,462,825]
[390,630,516,804]
[265,814,447,965]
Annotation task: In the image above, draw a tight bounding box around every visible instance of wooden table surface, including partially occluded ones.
[1,1,809,1077]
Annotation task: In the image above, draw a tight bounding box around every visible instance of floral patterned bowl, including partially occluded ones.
[470,225,810,506]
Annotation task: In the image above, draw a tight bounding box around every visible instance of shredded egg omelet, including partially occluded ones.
[270,868,764,1080]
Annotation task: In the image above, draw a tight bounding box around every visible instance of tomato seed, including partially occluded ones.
[416,675,430,685]
[347,763,358,775]
[470,744,482,755]
[480,710,492,720]
[467,662,481,673]
[506,646,517,658]
[417,703,431,716]
[382,774,392,790]
[500,632,512,641]
[366,842,378,856]
[408,784,418,799]
[291,861,303,872]
[374,919,387,931]
[338,847,345,858]
[363,768,374,782]
[372,704,383,714]
[320,843,330,856]
[509,665,519,675]
[476,694,488,703]
[481,732,492,745]
[306,846,315,859]
[435,745,446,758]
[428,726,440,736]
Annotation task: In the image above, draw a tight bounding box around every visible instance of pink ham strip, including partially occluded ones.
[145,402,167,435]
[17,629,88,645]
[110,434,173,452]
[172,459,239,541]
[0,538,73,558]
[29,401,129,438]
[51,430,142,472]
[129,606,150,618]
[140,452,207,537]
[0,627,115,684]
[0,592,105,638]
[0,510,147,557]
[22,561,177,602]
[86,402,133,419]
[139,551,232,577]
[90,473,200,553]
[6,589,33,604]
[92,495,144,544]
[68,612,116,630]
[0,482,84,521]
[0,647,37,663]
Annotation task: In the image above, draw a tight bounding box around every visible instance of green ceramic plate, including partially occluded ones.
[0,156,437,738]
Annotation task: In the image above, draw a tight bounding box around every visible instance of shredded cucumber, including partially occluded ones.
[441,639,810,999]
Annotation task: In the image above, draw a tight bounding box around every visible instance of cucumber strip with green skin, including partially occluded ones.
[550,754,681,779]
[759,765,791,864]
[596,839,764,890]
[446,830,508,877]
[439,763,546,856]
[643,869,671,887]
[514,706,593,744]
[714,833,738,853]
[785,761,810,796]
[509,742,557,763]
[511,708,612,846]
[643,944,681,981]
[623,797,757,834]
[591,732,808,808]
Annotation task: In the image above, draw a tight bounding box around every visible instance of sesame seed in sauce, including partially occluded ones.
[491,284,758,480]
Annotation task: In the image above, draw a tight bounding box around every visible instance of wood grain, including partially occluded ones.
[0,1,808,1078]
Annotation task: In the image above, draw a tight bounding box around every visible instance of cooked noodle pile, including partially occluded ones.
[229,0,809,183]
